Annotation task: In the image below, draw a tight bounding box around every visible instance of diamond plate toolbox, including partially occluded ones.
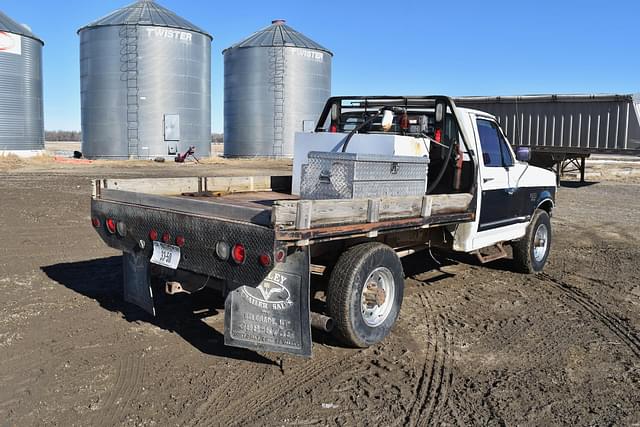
[300,151,429,200]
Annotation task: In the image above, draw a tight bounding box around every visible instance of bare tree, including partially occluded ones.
[45,130,82,142]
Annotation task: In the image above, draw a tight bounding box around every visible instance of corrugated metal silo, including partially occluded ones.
[223,20,332,158]
[79,0,212,159]
[0,10,44,153]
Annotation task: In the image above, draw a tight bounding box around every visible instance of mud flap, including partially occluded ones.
[224,248,312,357]
[122,251,156,316]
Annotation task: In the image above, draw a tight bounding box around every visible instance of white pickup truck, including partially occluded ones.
[90,96,556,357]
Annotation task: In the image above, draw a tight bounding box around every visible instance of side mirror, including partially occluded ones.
[516,147,531,163]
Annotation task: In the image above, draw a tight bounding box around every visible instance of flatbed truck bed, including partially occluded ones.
[94,176,475,243]
[92,174,475,356]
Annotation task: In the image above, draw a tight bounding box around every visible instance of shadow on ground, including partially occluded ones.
[402,246,520,276]
[41,251,518,361]
[559,180,599,188]
[41,256,277,365]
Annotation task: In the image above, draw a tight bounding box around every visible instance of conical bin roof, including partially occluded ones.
[224,19,331,55]
[0,10,43,44]
[78,0,212,40]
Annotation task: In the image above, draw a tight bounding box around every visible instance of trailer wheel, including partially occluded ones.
[326,243,404,348]
[512,209,552,273]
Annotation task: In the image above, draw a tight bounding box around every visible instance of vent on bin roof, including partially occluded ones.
[77,0,212,39]
[224,20,332,54]
[0,10,43,44]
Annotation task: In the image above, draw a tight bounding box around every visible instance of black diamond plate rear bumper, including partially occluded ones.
[91,199,277,285]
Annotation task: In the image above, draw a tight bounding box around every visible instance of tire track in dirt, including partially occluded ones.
[405,292,454,427]
[183,373,240,427]
[213,352,358,426]
[92,352,145,427]
[538,272,640,358]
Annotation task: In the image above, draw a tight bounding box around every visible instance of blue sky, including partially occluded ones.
[3,0,639,132]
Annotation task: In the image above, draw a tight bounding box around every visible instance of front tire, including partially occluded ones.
[512,209,552,273]
[326,243,404,348]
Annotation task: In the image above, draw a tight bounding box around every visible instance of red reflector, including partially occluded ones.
[175,236,185,247]
[149,229,158,241]
[330,124,338,133]
[259,254,272,267]
[105,218,117,234]
[232,244,245,264]
[162,232,171,244]
[91,217,100,228]
[435,129,442,143]
[275,249,286,263]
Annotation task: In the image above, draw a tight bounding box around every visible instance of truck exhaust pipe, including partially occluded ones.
[310,312,334,333]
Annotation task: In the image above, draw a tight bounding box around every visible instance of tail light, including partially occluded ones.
[116,222,127,237]
[259,254,272,267]
[91,217,101,228]
[175,236,185,247]
[162,232,171,244]
[275,248,287,263]
[232,244,245,264]
[434,128,442,143]
[149,229,158,241]
[330,124,338,133]
[105,218,117,234]
[215,241,230,260]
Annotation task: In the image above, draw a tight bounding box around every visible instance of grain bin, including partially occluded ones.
[223,20,332,158]
[0,10,44,154]
[79,0,212,160]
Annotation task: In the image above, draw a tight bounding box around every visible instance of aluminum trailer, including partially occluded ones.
[455,94,640,182]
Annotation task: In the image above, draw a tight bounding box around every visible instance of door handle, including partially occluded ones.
[483,177,494,183]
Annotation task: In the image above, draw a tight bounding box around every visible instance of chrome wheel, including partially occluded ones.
[533,223,549,262]
[360,267,395,327]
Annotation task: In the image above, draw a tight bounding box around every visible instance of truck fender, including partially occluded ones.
[535,191,555,216]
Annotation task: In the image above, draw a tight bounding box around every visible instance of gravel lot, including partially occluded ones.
[1,159,639,426]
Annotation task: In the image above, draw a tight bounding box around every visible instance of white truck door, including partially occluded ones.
[475,118,516,232]
[452,113,531,252]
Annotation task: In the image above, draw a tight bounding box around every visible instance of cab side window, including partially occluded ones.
[477,119,513,167]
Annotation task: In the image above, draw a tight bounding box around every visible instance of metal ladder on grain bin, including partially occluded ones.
[120,24,139,159]
[270,46,285,158]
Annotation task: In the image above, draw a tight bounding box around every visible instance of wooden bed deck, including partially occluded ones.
[95,176,476,244]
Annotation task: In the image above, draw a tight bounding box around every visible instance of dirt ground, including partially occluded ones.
[1,159,639,426]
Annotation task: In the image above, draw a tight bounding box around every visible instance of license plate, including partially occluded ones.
[150,241,181,269]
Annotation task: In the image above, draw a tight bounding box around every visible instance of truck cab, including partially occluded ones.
[450,108,556,256]
[305,96,556,264]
